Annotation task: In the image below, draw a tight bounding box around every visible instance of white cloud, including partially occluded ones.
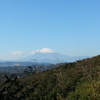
[32,48,55,54]
[9,51,24,55]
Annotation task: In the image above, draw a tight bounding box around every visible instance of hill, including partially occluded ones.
[0,55,100,100]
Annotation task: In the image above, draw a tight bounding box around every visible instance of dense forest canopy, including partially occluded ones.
[0,55,100,100]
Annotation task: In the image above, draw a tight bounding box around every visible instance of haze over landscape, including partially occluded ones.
[0,0,100,61]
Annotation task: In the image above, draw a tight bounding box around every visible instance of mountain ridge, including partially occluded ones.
[20,52,88,63]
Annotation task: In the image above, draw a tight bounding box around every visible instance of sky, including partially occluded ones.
[0,0,100,60]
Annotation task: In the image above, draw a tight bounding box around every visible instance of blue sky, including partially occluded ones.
[0,0,100,60]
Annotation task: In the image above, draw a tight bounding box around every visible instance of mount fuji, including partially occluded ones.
[20,52,87,64]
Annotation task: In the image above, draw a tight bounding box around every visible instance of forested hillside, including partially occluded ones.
[0,55,100,100]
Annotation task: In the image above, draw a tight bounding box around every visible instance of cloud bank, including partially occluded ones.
[9,51,24,55]
[32,48,55,54]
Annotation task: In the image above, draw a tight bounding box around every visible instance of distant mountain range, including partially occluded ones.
[0,52,88,67]
[20,52,88,63]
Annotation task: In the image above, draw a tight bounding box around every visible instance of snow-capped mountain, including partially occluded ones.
[20,52,88,63]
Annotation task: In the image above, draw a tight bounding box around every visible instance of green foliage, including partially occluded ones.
[0,55,100,100]
[0,75,29,100]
